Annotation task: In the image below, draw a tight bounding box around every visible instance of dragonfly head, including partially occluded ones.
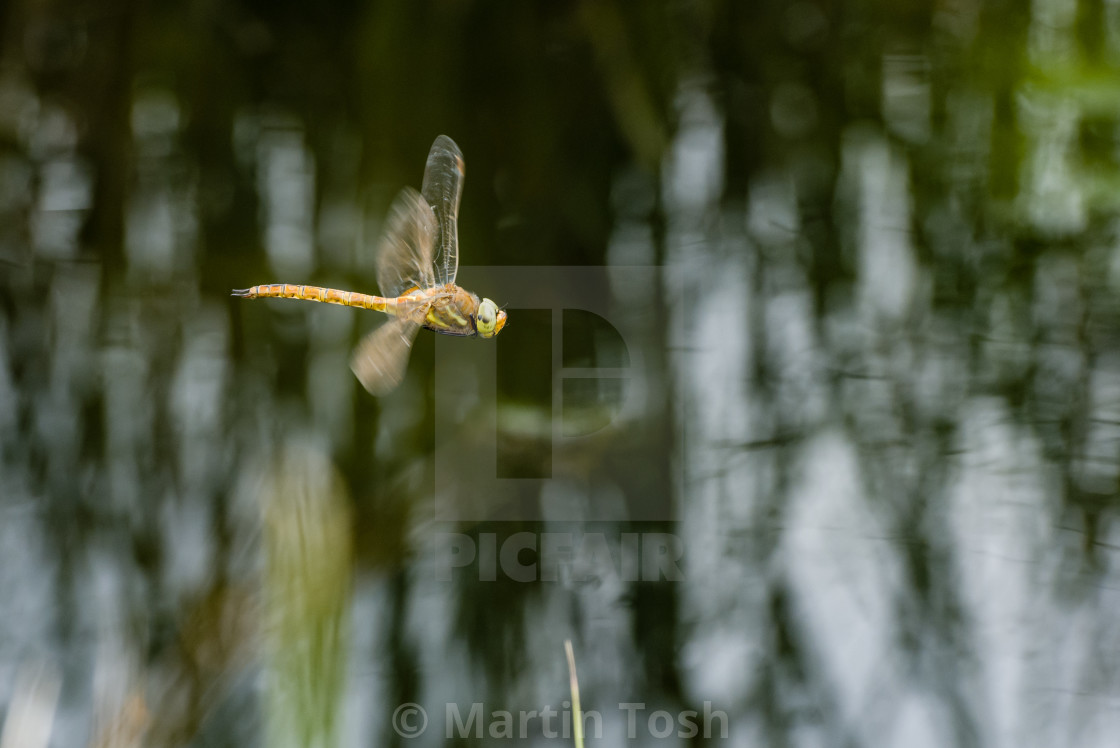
[476,298,507,338]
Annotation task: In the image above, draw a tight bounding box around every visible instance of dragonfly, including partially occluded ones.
[233,135,507,395]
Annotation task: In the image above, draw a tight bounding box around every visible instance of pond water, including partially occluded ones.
[3,2,1120,747]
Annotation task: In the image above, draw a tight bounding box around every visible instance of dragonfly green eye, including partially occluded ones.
[476,298,505,338]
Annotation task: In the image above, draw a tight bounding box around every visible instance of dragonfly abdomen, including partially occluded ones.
[232,284,391,312]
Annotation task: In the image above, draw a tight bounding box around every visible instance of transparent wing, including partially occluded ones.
[376,187,438,299]
[349,318,422,395]
[420,135,465,286]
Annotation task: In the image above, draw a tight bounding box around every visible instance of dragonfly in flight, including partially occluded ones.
[233,135,507,395]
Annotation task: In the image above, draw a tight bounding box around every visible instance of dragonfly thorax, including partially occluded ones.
[417,285,503,338]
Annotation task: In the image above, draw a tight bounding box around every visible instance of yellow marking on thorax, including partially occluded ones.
[426,308,468,327]
[424,309,453,331]
[424,296,474,333]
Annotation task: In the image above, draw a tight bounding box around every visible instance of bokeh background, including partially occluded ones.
[4,0,1120,746]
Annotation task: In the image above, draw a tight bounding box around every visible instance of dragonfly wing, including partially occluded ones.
[350,317,422,395]
[376,187,438,299]
[421,135,464,286]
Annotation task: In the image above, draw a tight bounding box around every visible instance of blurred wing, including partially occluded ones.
[349,318,422,395]
[421,135,465,285]
[375,187,438,299]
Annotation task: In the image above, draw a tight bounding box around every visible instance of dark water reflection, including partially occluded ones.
[3,1,1120,746]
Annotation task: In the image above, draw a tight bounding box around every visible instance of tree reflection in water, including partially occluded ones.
[2,2,1120,746]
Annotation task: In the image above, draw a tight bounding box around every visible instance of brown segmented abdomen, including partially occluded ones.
[231,284,392,313]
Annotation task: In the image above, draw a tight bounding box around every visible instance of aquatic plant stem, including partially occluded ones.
[564,640,584,748]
